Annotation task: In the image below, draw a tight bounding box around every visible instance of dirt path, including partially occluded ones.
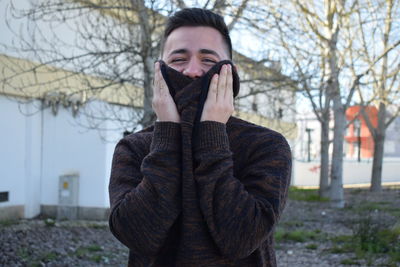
[1,187,399,266]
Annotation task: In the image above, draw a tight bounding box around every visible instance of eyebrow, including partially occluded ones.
[200,49,220,59]
[169,48,221,59]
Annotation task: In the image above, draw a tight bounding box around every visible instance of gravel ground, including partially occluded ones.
[0,187,399,266]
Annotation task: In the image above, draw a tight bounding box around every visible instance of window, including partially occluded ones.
[0,192,9,202]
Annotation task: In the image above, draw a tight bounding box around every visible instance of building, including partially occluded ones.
[0,54,140,220]
[344,105,377,159]
[345,105,400,159]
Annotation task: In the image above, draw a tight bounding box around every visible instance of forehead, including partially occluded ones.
[163,26,228,59]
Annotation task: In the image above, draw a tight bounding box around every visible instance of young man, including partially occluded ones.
[109,8,292,267]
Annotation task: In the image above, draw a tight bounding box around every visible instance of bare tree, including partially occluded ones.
[2,0,170,131]
[256,0,398,205]
[2,0,272,133]
[352,0,400,192]
[260,0,351,202]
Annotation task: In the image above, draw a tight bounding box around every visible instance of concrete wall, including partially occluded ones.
[292,159,400,187]
[40,102,110,209]
[0,97,42,219]
[0,96,127,220]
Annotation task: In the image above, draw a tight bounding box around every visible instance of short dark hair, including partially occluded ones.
[161,8,232,59]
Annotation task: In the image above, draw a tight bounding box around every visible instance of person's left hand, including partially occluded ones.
[200,64,234,124]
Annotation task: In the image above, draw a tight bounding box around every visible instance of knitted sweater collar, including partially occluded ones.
[159,60,240,125]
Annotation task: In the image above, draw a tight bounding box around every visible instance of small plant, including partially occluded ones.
[0,219,18,228]
[44,218,56,227]
[282,220,304,228]
[350,188,363,195]
[75,247,87,258]
[28,262,42,267]
[330,235,353,243]
[87,223,107,229]
[305,243,318,250]
[39,252,58,262]
[274,228,322,243]
[352,216,391,254]
[288,187,329,202]
[87,245,103,252]
[346,201,399,218]
[74,245,104,259]
[328,245,352,254]
[329,216,400,265]
[17,247,31,261]
[340,258,359,265]
[274,227,285,242]
[90,254,102,263]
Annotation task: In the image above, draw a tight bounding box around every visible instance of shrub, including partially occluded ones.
[330,215,400,264]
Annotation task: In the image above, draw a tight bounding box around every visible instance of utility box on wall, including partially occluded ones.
[57,174,79,220]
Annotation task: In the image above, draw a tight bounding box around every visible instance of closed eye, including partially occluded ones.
[203,58,217,63]
[171,58,186,63]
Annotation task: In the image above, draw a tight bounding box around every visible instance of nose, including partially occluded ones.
[183,58,203,78]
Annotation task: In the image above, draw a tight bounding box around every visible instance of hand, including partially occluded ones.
[200,64,234,124]
[152,62,180,123]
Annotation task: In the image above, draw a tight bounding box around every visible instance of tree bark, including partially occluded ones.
[319,112,330,198]
[330,97,345,208]
[326,0,344,208]
[370,102,386,192]
[133,0,157,127]
[141,59,157,127]
[369,0,392,192]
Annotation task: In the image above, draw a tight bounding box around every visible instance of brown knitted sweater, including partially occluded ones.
[108,61,292,266]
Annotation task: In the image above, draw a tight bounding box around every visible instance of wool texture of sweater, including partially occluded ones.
[108,61,292,266]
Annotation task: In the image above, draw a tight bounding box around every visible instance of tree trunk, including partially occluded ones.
[330,97,345,208]
[141,59,156,127]
[370,102,387,192]
[370,0,392,192]
[319,113,330,198]
[371,133,385,192]
[133,0,157,127]
[323,0,345,208]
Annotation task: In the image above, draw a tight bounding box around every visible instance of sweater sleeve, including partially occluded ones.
[193,121,292,260]
[108,122,181,257]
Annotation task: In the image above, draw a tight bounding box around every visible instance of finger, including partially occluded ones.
[225,64,233,100]
[208,74,219,102]
[217,64,228,102]
[158,69,169,96]
[155,62,169,97]
[154,62,161,97]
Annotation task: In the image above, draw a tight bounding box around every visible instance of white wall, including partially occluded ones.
[0,97,42,217]
[292,160,400,187]
[23,101,42,217]
[0,96,129,218]
[1,97,28,209]
[40,100,125,209]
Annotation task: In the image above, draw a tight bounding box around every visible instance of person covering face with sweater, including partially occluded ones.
[108,8,292,267]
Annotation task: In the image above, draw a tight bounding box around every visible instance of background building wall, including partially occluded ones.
[0,96,127,220]
[292,160,400,187]
[40,101,109,209]
[0,97,42,219]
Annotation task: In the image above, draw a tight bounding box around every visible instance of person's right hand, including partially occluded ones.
[152,62,180,123]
